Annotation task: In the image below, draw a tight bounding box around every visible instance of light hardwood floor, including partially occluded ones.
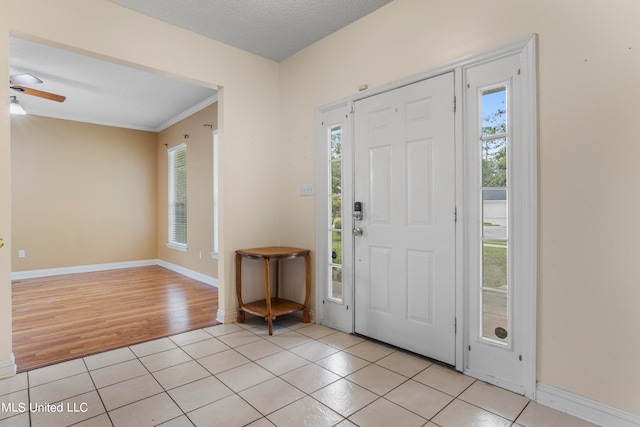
[12,265,219,372]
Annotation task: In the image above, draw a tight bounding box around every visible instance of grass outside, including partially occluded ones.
[483,243,507,290]
[483,241,508,341]
[331,231,343,300]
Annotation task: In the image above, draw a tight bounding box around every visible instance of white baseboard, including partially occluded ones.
[11,259,158,280]
[156,260,218,288]
[0,354,17,380]
[11,259,218,288]
[537,382,640,427]
[216,309,238,324]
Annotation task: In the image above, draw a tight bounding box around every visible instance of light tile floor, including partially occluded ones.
[0,316,598,427]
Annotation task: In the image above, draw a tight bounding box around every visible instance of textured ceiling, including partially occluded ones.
[9,0,393,130]
[117,0,393,62]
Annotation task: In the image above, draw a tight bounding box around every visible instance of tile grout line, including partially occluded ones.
[513,399,533,426]
[17,319,544,427]
[218,322,350,424]
[425,377,479,425]
[81,332,210,425]
[333,362,447,425]
[192,326,416,426]
[74,357,113,427]
[227,323,427,425]
[100,341,174,425]
[196,322,342,425]
[26,324,343,425]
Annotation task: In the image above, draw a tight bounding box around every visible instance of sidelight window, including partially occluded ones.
[328,126,343,302]
[480,87,509,344]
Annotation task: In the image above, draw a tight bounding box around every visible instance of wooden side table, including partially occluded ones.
[235,246,311,335]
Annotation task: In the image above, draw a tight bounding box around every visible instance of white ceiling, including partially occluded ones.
[8,0,392,131]
[9,37,218,132]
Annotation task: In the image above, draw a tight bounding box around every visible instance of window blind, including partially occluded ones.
[168,143,187,249]
[212,131,219,255]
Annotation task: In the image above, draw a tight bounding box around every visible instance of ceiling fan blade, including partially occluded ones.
[11,86,66,103]
[10,73,43,85]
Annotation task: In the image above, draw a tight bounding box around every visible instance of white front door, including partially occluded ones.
[354,73,456,364]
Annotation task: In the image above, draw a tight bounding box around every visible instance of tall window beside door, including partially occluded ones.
[212,130,219,256]
[480,87,509,344]
[328,126,343,302]
[168,143,187,251]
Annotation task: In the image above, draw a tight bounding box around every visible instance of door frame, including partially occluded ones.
[315,34,537,399]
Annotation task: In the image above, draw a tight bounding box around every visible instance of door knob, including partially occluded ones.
[353,228,363,237]
[0,238,4,248]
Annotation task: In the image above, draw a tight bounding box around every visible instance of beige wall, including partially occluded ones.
[157,103,218,277]
[278,0,640,416]
[11,116,157,271]
[1,0,280,372]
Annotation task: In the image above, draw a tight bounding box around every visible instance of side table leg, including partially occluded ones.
[302,253,311,323]
[264,258,274,335]
[236,253,245,323]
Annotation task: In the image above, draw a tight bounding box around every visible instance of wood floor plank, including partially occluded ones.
[12,265,219,372]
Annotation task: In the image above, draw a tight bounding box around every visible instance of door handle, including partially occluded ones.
[353,227,363,237]
[0,237,4,248]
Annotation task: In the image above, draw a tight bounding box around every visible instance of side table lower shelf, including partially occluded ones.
[239,298,306,322]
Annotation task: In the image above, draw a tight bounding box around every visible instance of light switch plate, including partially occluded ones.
[300,184,314,196]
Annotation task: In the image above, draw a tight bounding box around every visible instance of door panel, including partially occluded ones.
[354,73,456,364]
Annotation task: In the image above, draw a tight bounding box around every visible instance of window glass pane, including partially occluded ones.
[331,266,343,301]
[331,230,342,265]
[482,240,508,342]
[328,125,343,303]
[482,290,508,342]
[483,242,507,290]
[482,87,507,188]
[482,190,507,240]
[331,161,341,195]
[331,198,342,230]
[482,88,506,137]
[331,128,342,160]
[482,137,506,187]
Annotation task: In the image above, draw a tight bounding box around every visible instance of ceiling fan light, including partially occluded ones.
[9,96,26,115]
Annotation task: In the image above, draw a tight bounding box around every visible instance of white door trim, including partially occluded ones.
[315,34,537,398]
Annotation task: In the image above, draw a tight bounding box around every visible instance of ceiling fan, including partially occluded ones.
[10,73,66,103]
